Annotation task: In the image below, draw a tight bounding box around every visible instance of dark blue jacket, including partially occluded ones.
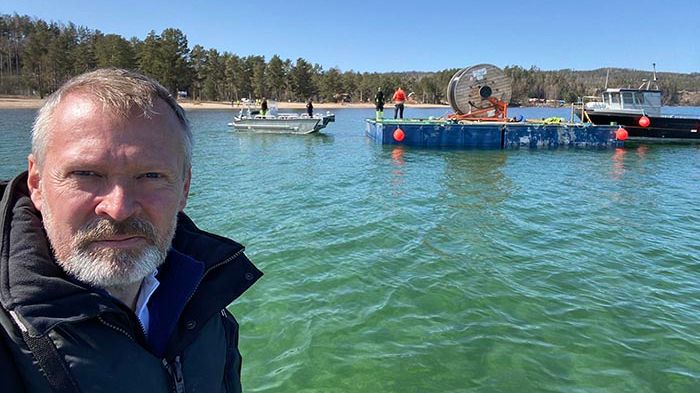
[0,172,262,392]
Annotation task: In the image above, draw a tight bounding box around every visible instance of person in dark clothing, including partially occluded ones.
[0,68,262,392]
[306,98,314,117]
[260,97,268,117]
[375,88,385,120]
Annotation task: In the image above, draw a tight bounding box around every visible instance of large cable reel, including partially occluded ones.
[447,64,512,120]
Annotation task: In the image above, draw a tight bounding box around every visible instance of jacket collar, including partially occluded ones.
[1,172,262,339]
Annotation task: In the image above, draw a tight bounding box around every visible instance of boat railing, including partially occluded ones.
[570,96,600,123]
[584,101,607,110]
[276,114,301,120]
[236,108,334,122]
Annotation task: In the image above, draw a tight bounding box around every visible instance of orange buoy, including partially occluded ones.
[393,128,405,142]
[638,116,650,128]
[615,127,629,141]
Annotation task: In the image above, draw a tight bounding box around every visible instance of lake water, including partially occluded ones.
[2,106,699,392]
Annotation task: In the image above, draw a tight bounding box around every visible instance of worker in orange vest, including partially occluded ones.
[392,87,406,119]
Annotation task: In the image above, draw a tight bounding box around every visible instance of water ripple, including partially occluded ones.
[5,108,700,392]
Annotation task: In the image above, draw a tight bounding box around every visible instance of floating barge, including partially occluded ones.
[365,119,624,149]
[367,64,625,149]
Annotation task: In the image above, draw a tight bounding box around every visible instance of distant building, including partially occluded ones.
[528,98,546,106]
[333,93,352,103]
[527,98,565,107]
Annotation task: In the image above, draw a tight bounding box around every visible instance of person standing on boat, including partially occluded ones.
[306,98,314,117]
[375,87,385,120]
[392,87,406,119]
[0,68,262,392]
[261,97,268,117]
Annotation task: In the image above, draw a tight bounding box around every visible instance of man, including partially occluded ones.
[306,98,314,117]
[392,87,406,119]
[374,87,385,121]
[260,97,268,117]
[0,69,262,392]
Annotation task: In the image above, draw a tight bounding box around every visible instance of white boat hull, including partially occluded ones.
[228,114,335,134]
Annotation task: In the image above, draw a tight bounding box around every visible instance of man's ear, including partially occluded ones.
[179,167,191,212]
[27,154,44,212]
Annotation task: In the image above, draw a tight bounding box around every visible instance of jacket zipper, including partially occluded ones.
[101,315,186,392]
[136,313,148,338]
[183,248,245,308]
[93,248,245,393]
[163,355,185,393]
[99,308,148,345]
[98,315,136,342]
[158,248,245,393]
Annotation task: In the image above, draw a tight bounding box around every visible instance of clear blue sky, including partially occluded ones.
[2,0,698,74]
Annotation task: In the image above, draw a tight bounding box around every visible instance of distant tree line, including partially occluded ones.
[2,14,699,105]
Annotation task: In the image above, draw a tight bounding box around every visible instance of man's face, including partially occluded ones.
[27,93,191,288]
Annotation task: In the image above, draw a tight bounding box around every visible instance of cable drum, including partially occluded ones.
[447,64,512,115]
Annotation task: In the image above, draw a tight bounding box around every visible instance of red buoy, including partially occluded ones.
[615,127,629,141]
[638,116,650,128]
[393,128,405,142]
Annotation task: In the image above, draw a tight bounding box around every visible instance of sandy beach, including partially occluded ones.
[0,97,45,109]
[0,96,448,110]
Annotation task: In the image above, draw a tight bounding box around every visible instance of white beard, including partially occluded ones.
[56,242,166,288]
[41,202,177,289]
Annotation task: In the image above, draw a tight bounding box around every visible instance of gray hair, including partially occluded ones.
[31,68,192,174]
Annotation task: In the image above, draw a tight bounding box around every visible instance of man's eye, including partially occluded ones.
[141,173,163,179]
[71,171,98,177]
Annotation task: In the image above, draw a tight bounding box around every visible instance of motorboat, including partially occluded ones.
[227,101,335,134]
[583,65,700,142]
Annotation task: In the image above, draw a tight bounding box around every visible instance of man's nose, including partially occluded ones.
[95,182,141,221]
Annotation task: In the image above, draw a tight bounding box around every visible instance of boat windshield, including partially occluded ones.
[644,92,661,108]
[598,90,660,115]
[622,92,634,105]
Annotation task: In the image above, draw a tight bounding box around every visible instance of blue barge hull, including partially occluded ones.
[365,119,623,149]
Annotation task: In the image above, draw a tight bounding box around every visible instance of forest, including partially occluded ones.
[2,14,699,105]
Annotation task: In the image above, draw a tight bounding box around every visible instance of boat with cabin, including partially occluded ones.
[583,65,700,141]
[228,101,335,134]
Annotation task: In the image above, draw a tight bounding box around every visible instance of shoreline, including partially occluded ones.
[0,96,449,110]
[181,100,450,110]
[9,96,696,110]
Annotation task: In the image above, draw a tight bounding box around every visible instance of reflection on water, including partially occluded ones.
[389,146,405,196]
[611,147,627,179]
[635,144,649,159]
[390,146,404,165]
[612,145,652,179]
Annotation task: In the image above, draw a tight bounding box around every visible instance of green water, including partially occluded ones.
[2,107,699,392]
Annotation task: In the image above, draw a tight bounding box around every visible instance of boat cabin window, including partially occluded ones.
[606,92,620,106]
[634,92,646,105]
[622,92,634,105]
[645,92,661,107]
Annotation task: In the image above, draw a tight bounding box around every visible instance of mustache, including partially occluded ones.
[74,217,158,247]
